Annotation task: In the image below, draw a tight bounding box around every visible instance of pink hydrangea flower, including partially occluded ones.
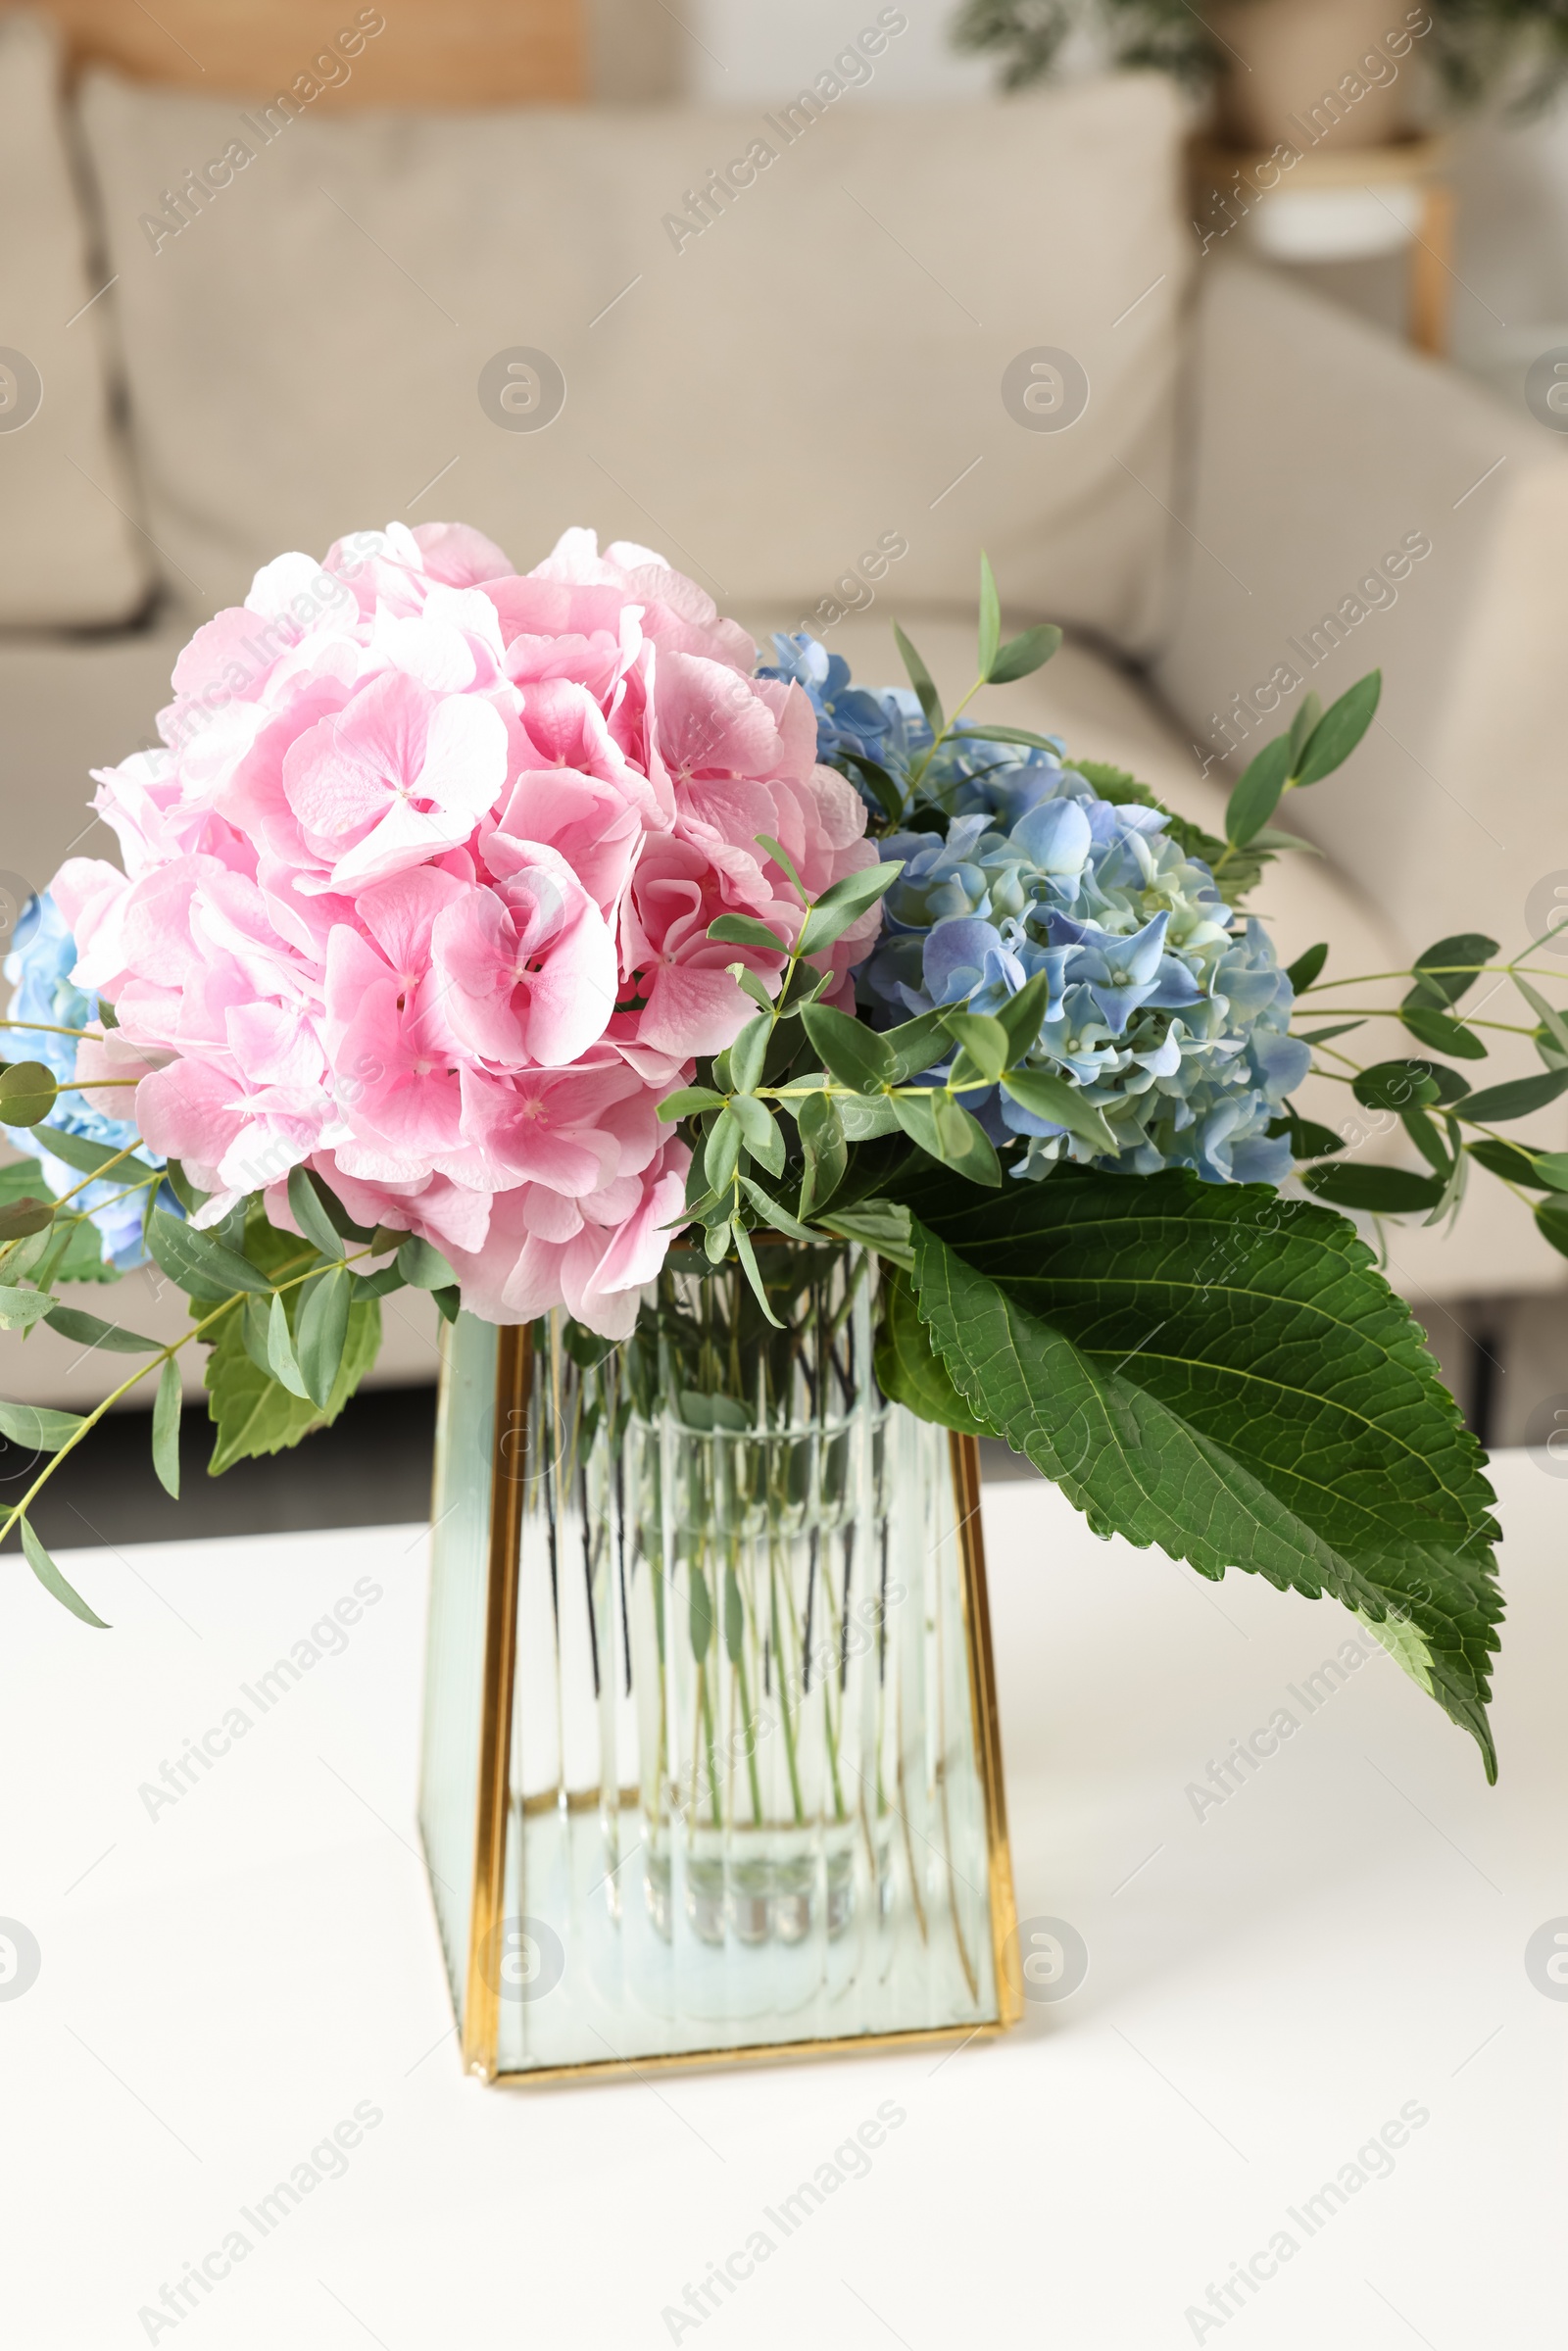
[50,524,881,1336]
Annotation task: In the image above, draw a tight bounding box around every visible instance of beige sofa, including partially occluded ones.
[3,13,1566,1412]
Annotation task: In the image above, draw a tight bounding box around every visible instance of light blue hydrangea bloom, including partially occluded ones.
[3,892,171,1269]
[766,635,1308,1188]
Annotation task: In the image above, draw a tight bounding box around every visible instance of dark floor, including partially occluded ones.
[0,1299,1508,1552]
[1,1384,1046,1553]
[8,1383,440,1552]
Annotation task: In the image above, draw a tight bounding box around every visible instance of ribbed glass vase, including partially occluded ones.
[418,1241,1018,2082]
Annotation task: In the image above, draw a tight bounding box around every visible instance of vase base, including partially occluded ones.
[486,1792,998,2074]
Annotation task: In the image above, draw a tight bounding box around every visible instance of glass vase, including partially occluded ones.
[418,1240,1020,2082]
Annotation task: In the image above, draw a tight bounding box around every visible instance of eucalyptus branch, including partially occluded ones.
[0,1237,380,1550]
[905,671,987,796]
[0,1019,99,1039]
[1295,1010,1533,1035]
[1303,964,1568,993]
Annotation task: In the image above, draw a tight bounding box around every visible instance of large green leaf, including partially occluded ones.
[895,1166,1502,1777]
[203,1217,381,1472]
[875,1266,995,1438]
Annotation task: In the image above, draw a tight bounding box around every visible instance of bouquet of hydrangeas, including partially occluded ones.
[8,520,1566,1781]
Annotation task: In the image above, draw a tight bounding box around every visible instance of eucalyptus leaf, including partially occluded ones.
[987,622,1061,685]
[1298,1021,1365,1046]
[396,1236,458,1291]
[1284,1114,1344,1161]
[893,623,943,732]
[728,962,776,1015]
[940,1010,1009,1084]
[1352,1059,1442,1111]
[994,970,1054,1062]
[350,1263,408,1302]
[704,1215,733,1264]
[729,1094,785,1175]
[1293,670,1381,785]
[1301,1164,1445,1213]
[240,1295,272,1378]
[1511,974,1568,1069]
[880,1008,953,1085]
[1400,1002,1487,1059]
[801,1004,896,1094]
[204,1224,381,1474]
[1536,1199,1568,1259]
[890,1089,944,1161]
[21,1519,108,1628]
[0,1197,54,1242]
[796,861,900,960]
[1225,735,1292,847]
[0,1399,85,1452]
[728,1015,771,1096]
[42,1304,159,1352]
[836,1094,904,1140]
[958,723,1066,754]
[1287,692,1322,766]
[731,1220,783,1328]
[26,1125,130,1178]
[722,1563,745,1664]
[737,1175,815,1241]
[296,1266,350,1409]
[147,1209,272,1301]
[659,1085,726,1122]
[267,1291,312,1399]
[836,750,906,827]
[935,1091,1002,1185]
[797,1091,848,1218]
[1467,1139,1568,1192]
[3,1225,52,1280]
[1401,1106,1452,1177]
[1286,943,1328,993]
[689,1566,714,1661]
[1247,826,1320,856]
[152,1358,181,1498]
[753,831,808,906]
[1407,933,1497,1010]
[1001,1067,1117,1152]
[705,1106,743,1193]
[707,912,788,953]
[0,1060,58,1125]
[818,1199,915,1272]
[977,551,1001,679]
[286,1164,346,1260]
[1460,1069,1568,1123]
[0,1285,53,1330]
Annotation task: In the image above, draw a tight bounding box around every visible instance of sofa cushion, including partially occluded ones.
[74,72,1189,646]
[0,13,152,627]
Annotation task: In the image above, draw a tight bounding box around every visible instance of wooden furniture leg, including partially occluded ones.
[1409,181,1455,359]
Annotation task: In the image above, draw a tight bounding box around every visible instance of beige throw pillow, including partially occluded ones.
[0,11,152,627]
[74,69,1188,647]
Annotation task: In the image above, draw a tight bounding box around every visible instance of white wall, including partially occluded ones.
[677,3,1568,400]
[689,0,991,104]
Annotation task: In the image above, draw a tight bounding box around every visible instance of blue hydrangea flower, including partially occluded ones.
[760,634,934,778]
[763,630,1307,1186]
[3,892,172,1270]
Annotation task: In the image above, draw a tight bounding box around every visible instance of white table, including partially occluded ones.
[2,1459,1560,2348]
